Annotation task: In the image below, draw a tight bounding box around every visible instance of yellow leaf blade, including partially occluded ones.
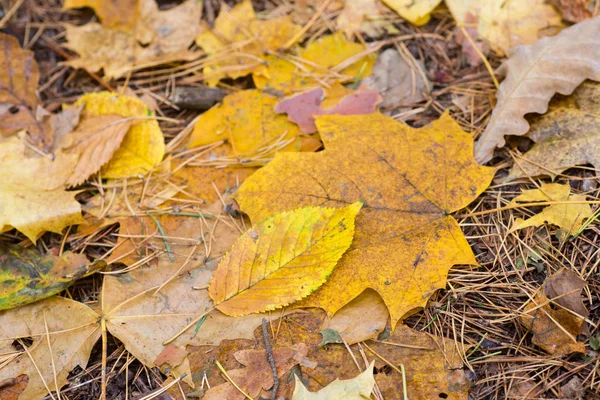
[209,202,363,316]
[381,0,441,26]
[292,361,375,400]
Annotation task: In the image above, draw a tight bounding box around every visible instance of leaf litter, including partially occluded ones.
[3,2,600,399]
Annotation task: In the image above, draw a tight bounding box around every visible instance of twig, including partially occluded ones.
[262,318,278,400]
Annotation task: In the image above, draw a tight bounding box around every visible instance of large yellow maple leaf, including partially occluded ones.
[234,112,495,324]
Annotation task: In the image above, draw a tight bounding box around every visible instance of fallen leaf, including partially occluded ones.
[382,0,442,26]
[453,13,490,67]
[508,183,593,236]
[195,0,301,86]
[47,104,83,151]
[507,81,600,180]
[0,245,100,310]
[64,0,201,79]
[64,115,132,186]
[445,0,562,55]
[544,268,590,335]
[0,33,50,150]
[0,136,83,242]
[188,89,302,160]
[253,33,375,96]
[74,91,165,178]
[0,297,101,400]
[275,87,381,134]
[0,375,28,400]
[63,0,140,30]
[321,290,388,345]
[362,48,430,111]
[204,344,308,400]
[293,361,375,399]
[552,0,592,23]
[234,112,495,324]
[473,17,600,163]
[172,309,469,399]
[209,202,362,316]
[520,270,588,355]
[336,0,398,38]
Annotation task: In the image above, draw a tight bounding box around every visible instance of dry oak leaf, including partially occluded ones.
[507,81,600,180]
[0,245,99,310]
[253,33,375,96]
[275,87,382,134]
[204,344,308,400]
[0,33,52,150]
[520,271,588,355]
[188,89,302,160]
[64,115,132,186]
[0,136,83,242]
[64,0,201,79]
[381,0,441,26]
[74,91,165,178]
[209,202,362,316]
[195,0,301,86]
[508,183,592,237]
[63,0,141,31]
[234,112,495,325]
[473,16,600,163]
[445,0,562,56]
[292,361,375,400]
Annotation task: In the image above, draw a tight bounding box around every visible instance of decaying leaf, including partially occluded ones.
[235,112,495,324]
[520,269,588,355]
[0,33,50,150]
[172,309,469,399]
[0,136,83,242]
[508,183,593,237]
[473,17,600,163]
[64,115,132,186]
[362,48,430,111]
[293,361,375,399]
[508,81,600,180]
[336,0,398,37]
[381,0,441,26]
[204,345,308,400]
[209,202,362,316]
[321,289,389,345]
[188,89,302,159]
[63,0,140,30]
[253,33,375,96]
[0,297,101,400]
[446,0,562,55]
[196,0,301,86]
[74,91,165,178]
[64,0,201,79]
[275,87,381,134]
[551,0,592,23]
[0,246,99,310]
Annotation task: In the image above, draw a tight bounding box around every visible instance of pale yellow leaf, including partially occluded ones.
[292,361,375,399]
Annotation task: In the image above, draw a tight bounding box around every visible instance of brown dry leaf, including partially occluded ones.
[64,115,132,186]
[552,0,593,23]
[520,270,588,355]
[63,0,140,30]
[0,297,101,400]
[321,289,389,345]
[275,87,381,134]
[171,309,469,399]
[195,0,301,86]
[508,183,593,237]
[0,33,52,150]
[64,0,201,79]
[292,361,375,399]
[507,81,600,180]
[473,17,600,163]
[336,0,398,38]
[544,268,590,335]
[445,0,562,56]
[362,48,430,111]
[0,136,83,243]
[234,112,495,325]
[204,345,308,400]
[0,375,28,400]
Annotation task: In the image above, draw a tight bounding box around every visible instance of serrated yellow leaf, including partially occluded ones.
[508,183,592,236]
[381,0,441,26]
[209,202,363,316]
[74,91,165,178]
[234,112,495,325]
[188,89,302,157]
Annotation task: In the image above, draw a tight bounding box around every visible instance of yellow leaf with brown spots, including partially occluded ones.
[234,112,494,325]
